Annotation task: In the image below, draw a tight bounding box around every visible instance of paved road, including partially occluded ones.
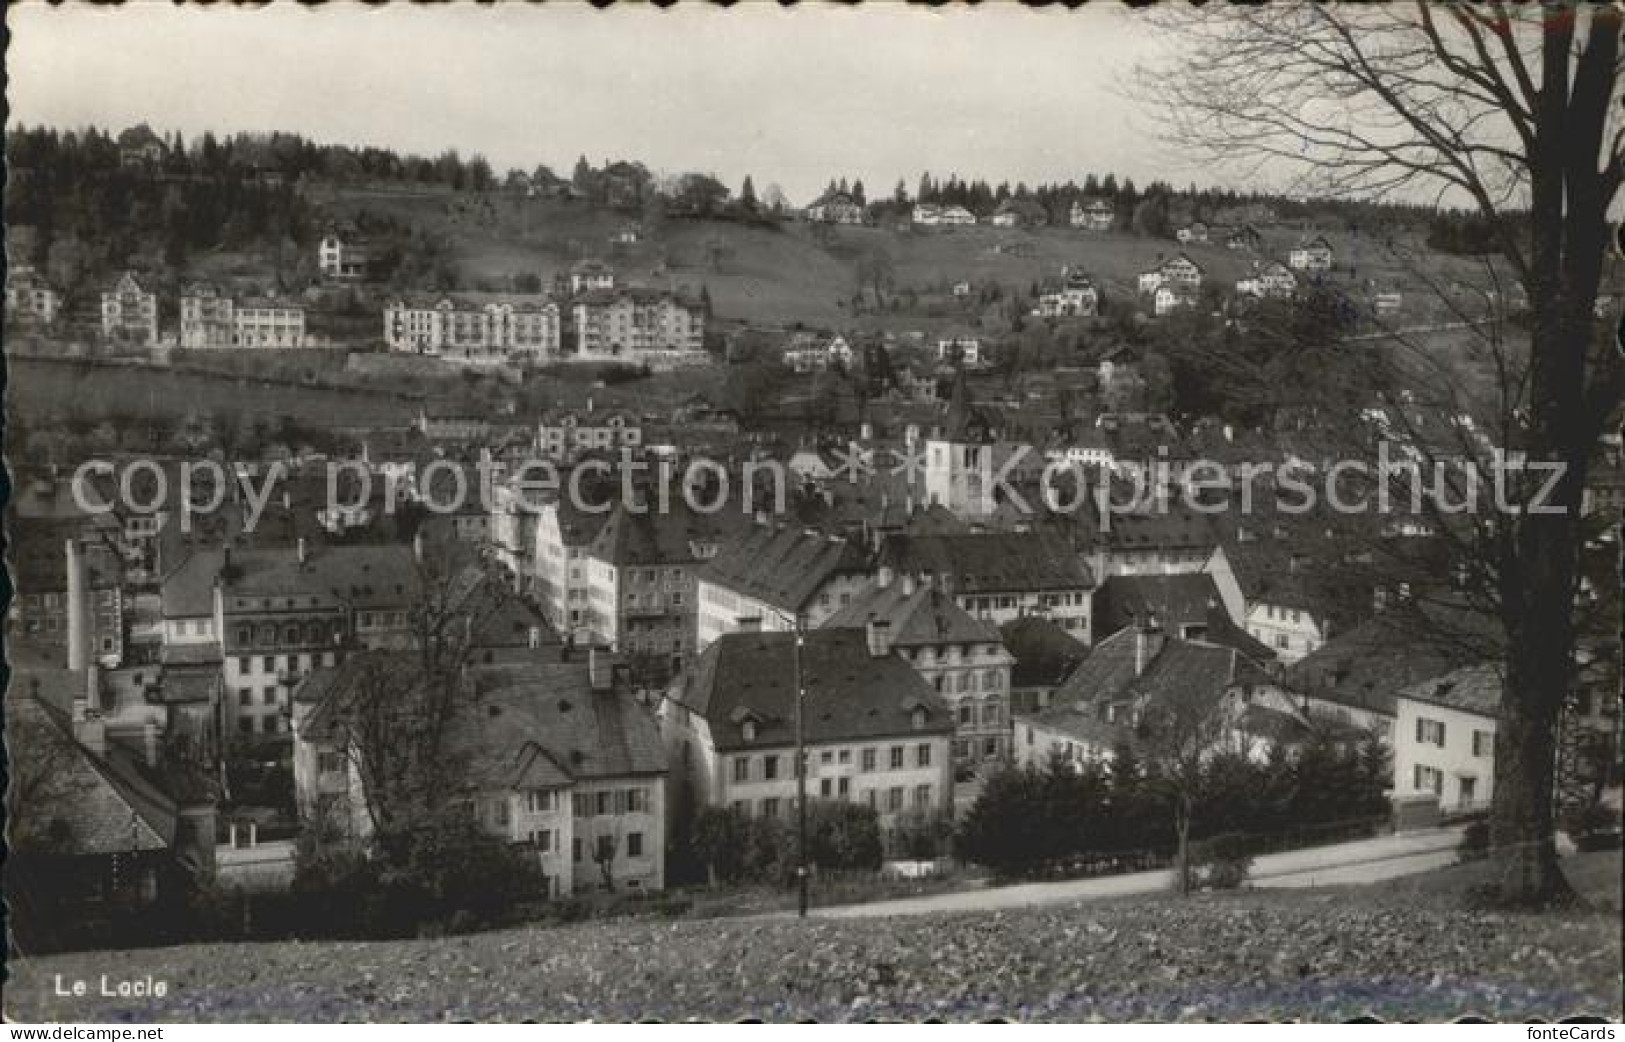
[805,826,1466,920]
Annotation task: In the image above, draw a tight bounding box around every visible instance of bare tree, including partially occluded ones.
[328,559,507,863]
[1139,4,1623,905]
[1134,684,1232,896]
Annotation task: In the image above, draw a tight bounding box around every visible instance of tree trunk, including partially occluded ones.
[1174,802,1193,896]
[1493,650,1571,903]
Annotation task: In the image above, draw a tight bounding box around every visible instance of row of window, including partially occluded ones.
[1414,720,1494,754]
[524,830,647,862]
[237,714,282,736]
[231,621,341,649]
[955,702,1005,727]
[234,651,338,677]
[954,736,1005,760]
[571,788,651,817]
[732,743,932,783]
[731,783,932,817]
[933,671,1007,696]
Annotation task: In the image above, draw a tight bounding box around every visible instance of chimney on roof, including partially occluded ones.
[72,681,107,758]
[866,618,893,659]
[1134,612,1165,677]
[588,647,612,692]
[142,720,161,768]
[65,538,90,673]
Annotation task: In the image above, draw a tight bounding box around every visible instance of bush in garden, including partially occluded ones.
[1189,832,1254,890]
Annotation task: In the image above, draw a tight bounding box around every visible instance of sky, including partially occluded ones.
[5,2,1204,205]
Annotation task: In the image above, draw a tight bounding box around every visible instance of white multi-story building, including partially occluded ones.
[694,523,873,652]
[912,204,977,227]
[782,333,854,373]
[232,296,306,348]
[1069,199,1115,231]
[101,271,158,347]
[826,572,1016,768]
[1289,235,1334,271]
[536,407,643,462]
[1393,663,1500,815]
[318,231,368,280]
[881,533,1095,639]
[571,289,704,360]
[569,260,616,294]
[179,283,234,348]
[294,650,668,896]
[1237,262,1300,301]
[5,267,60,326]
[384,296,562,362]
[661,626,956,830]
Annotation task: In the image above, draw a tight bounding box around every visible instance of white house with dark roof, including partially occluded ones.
[101,271,158,347]
[695,522,873,652]
[318,227,369,280]
[660,627,955,830]
[536,406,642,462]
[1035,621,1303,767]
[571,287,705,359]
[5,266,60,326]
[879,531,1095,638]
[805,190,865,225]
[1289,235,1334,271]
[294,649,667,896]
[1070,198,1116,231]
[1393,662,1501,815]
[825,570,1016,768]
[159,542,421,739]
[384,295,562,361]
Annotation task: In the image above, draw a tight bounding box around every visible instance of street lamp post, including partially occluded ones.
[792,612,809,918]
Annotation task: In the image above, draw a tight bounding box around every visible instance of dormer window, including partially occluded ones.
[911,707,927,730]
[742,719,757,743]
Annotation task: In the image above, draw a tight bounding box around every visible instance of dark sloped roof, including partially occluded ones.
[5,694,175,857]
[457,666,667,785]
[589,503,748,568]
[1397,662,1502,719]
[699,524,871,613]
[1021,705,1127,751]
[1094,573,1224,636]
[299,655,666,787]
[880,532,1094,593]
[162,543,420,618]
[673,629,953,752]
[824,580,1003,648]
[1281,602,1492,717]
[999,616,1088,689]
[1051,627,1143,708]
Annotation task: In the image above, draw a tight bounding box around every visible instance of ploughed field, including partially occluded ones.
[7,873,1619,1023]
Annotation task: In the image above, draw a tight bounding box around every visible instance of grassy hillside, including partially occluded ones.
[6,356,422,431]
[5,853,1618,1022]
[322,187,1492,331]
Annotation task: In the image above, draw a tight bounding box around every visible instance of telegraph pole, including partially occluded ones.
[793,612,809,918]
